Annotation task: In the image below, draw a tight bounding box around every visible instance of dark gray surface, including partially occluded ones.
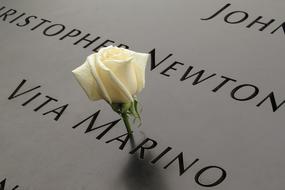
[0,0,284,189]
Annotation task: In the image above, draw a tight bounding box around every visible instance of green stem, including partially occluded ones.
[121,112,132,134]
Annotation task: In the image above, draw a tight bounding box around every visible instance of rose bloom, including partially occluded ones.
[72,46,149,103]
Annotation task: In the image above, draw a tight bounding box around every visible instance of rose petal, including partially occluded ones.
[89,54,134,103]
[103,59,138,96]
[86,54,112,103]
[133,53,149,94]
[72,60,102,101]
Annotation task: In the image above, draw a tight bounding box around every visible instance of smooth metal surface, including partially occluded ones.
[0,0,284,189]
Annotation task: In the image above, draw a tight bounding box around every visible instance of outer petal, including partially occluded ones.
[132,53,149,94]
[86,54,111,103]
[89,55,134,103]
[72,60,102,101]
[104,59,138,96]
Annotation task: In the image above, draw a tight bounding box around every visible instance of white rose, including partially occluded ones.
[72,46,149,103]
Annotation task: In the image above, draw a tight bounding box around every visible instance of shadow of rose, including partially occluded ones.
[118,135,170,190]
